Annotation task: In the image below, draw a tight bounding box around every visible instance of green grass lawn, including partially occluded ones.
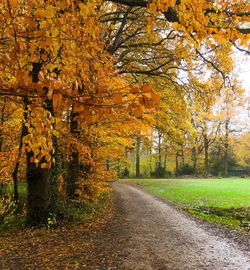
[125,178,250,230]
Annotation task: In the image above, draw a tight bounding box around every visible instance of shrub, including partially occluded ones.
[154,166,167,178]
[179,163,194,175]
[0,196,16,223]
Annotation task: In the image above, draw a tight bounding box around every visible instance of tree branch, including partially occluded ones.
[108,7,132,54]
[237,28,250,35]
[109,0,147,7]
[108,0,249,34]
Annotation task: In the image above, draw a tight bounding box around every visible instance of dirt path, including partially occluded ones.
[100,182,250,270]
[1,182,250,270]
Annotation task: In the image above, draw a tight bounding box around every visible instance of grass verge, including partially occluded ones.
[125,178,250,231]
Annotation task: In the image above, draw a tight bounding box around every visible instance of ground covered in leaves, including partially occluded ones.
[0,193,119,270]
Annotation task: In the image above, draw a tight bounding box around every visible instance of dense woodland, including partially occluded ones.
[0,0,249,227]
[123,101,250,178]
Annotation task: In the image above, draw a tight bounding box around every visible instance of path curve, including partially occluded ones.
[106,182,250,270]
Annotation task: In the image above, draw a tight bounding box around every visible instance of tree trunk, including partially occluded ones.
[12,118,26,209]
[47,99,60,214]
[106,160,110,170]
[149,147,152,176]
[175,152,179,176]
[26,63,50,226]
[123,149,129,177]
[158,131,162,169]
[217,132,222,174]
[204,134,209,177]
[26,157,49,226]
[0,97,6,152]
[12,164,19,207]
[67,105,80,199]
[223,119,229,177]
[181,147,184,166]
[135,136,140,178]
[117,158,120,177]
[0,97,6,196]
[192,146,197,175]
[163,153,167,171]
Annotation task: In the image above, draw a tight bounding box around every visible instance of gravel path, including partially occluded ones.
[106,182,250,270]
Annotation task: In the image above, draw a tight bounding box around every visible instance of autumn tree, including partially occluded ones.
[235,132,250,172]
[0,0,157,225]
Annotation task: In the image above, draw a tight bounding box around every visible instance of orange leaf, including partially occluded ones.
[113,94,123,104]
[52,93,62,110]
[142,83,153,93]
[9,0,18,9]
[151,92,160,105]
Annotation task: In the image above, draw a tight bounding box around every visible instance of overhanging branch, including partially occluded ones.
[108,0,249,34]
[109,0,147,7]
